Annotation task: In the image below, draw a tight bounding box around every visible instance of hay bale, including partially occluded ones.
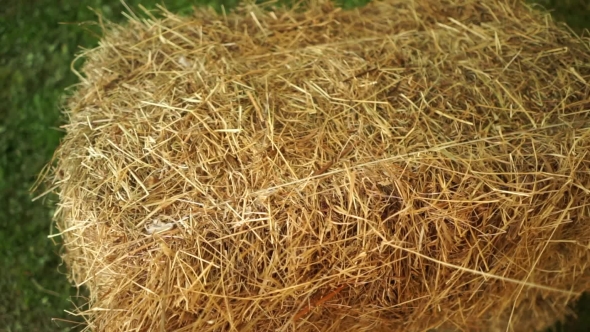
[46,0,590,331]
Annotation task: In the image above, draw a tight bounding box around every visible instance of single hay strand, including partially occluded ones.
[44,0,590,331]
[292,284,347,321]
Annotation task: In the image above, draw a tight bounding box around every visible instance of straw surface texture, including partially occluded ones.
[45,0,590,331]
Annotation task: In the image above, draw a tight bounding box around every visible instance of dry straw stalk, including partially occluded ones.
[42,0,590,331]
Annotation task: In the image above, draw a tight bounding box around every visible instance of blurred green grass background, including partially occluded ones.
[0,0,588,331]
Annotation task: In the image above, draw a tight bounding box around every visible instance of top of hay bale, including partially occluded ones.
[45,0,590,331]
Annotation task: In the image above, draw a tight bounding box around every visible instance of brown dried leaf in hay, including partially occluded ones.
[46,0,590,331]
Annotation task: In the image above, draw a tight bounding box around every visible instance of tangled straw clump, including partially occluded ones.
[44,0,590,331]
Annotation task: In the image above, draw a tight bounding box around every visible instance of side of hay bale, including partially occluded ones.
[47,0,590,331]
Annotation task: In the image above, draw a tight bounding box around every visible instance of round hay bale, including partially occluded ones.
[46,0,590,331]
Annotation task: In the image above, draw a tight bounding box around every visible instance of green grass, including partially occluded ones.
[0,0,588,331]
